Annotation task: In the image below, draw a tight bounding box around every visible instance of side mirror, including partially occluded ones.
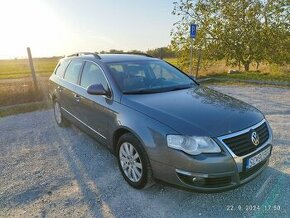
[87,84,110,97]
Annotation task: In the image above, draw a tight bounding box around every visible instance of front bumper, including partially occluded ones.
[150,119,272,192]
[151,155,270,192]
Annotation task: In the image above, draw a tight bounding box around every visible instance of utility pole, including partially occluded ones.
[195,48,202,79]
[189,39,193,75]
[189,24,197,76]
[26,47,38,91]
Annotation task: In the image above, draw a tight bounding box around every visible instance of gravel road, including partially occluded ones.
[0,85,290,218]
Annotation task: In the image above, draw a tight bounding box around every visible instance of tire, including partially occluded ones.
[117,133,154,189]
[53,100,69,127]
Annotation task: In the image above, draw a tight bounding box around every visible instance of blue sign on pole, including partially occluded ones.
[190,24,197,38]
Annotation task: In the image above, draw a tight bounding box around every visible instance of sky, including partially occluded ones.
[0,0,178,59]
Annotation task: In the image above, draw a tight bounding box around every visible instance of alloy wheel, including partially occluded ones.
[119,142,143,182]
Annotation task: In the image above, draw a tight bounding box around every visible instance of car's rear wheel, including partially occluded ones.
[53,101,68,127]
[117,133,154,189]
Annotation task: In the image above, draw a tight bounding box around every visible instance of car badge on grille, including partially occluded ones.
[251,131,260,146]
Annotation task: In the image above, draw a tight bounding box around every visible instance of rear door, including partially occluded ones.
[60,59,84,118]
[74,61,112,142]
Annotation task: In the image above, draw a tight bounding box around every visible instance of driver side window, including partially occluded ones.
[80,62,109,90]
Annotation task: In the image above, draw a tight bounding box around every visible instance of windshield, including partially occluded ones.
[106,60,196,94]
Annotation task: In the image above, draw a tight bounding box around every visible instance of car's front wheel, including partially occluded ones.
[117,133,154,189]
[53,101,68,127]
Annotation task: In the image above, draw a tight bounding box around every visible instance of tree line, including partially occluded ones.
[98,47,176,59]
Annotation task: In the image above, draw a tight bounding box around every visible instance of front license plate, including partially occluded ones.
[246,146,271,170]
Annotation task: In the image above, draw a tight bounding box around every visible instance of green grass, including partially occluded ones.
[0,57,59,79]
[205,71,290,83]
[165,58,290,84]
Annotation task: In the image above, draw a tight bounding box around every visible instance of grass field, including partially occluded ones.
[0,57,59,79]
[204,71,290,83]
[164,58,290,83]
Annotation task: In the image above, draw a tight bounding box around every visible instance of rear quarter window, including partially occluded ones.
[54,59,70,78]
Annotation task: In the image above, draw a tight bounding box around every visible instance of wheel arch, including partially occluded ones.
[112,127,147,156]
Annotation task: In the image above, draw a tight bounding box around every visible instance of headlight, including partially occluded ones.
[167,135,221,155]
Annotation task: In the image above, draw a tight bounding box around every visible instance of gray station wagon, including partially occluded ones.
[48,52,273,192]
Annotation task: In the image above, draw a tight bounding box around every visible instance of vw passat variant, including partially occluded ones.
[48,53,273,192]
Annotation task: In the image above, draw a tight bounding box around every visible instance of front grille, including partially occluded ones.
[222,122,269,156]
[239,159,268,181]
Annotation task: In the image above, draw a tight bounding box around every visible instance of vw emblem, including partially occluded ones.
[251,131,260,146]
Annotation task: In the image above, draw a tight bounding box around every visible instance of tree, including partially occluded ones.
[147,47,176,58]
[171,0,289,71]
[109,49,124,54]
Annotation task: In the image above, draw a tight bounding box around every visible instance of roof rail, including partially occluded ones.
[67,52,101,59]
[123,52,153,58]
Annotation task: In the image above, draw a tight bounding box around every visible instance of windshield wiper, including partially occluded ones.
[123,89,160,94]
[123,84,195,94]
[168,87,189,91]
[167,84,195,92]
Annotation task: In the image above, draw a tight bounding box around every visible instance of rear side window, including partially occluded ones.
[80,62,109,90]
[54,59,70,77]
[64,60,83,84]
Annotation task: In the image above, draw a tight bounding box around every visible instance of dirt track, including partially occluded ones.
[0,85,289,217]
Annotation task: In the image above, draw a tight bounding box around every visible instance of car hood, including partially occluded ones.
[121,86,264,137]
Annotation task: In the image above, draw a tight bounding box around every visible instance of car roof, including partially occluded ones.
[63,53,159,63]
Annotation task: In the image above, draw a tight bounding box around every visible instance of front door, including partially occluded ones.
[74,61,112,143]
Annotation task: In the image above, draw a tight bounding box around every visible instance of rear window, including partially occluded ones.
[64,60,83,84]
[54,59,70,77]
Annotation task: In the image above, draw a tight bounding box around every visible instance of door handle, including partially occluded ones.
[57,86,63,92]
[74,94,81,102]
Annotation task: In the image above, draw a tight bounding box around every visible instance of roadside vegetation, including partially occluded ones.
[0,80,48,106]
[0,79,50,117]
[0,101,51,117]
[164,58,290,83]
[205,71,290,83]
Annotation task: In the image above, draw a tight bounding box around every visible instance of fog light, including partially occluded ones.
[176,169,207,186]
